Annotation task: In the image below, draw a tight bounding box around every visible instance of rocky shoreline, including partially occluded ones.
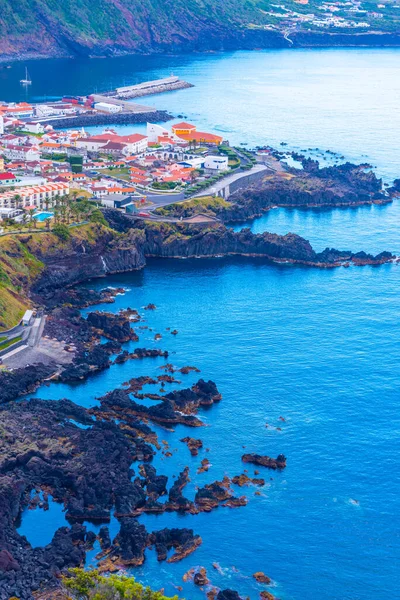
[0,159,397,599]
[0,288,284,599]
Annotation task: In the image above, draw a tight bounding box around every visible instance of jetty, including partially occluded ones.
[90,94,157,113]
[102,76,193,100]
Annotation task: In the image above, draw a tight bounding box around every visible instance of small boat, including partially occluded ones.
[20,67,32,85]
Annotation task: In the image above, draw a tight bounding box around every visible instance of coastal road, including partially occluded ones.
[192,164,269,198]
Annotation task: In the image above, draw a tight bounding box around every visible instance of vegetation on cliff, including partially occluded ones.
[1,0,399,58]
[0,223,114,330]
[63,568,179,599]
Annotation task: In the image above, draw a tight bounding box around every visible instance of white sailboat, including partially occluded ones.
[20,67,32,85]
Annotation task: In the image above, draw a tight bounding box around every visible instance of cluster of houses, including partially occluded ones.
[0,115,230,219]
[261,0,391,30]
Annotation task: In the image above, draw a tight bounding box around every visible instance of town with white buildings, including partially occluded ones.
[0,93,253,227]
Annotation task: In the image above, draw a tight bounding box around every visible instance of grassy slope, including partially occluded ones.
[155,195,230,218]
[0,224,107,331]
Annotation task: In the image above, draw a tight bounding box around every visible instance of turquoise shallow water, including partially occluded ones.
[10,49,400,598]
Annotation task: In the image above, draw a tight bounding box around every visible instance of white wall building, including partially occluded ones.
[146,122,170,143]
[204,155,229,171]
[23,122,45,135]
[3,145,41,162]
[94,102,122,114]
[0,181,69,209]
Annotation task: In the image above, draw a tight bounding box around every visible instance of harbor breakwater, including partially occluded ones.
[45,109,172,129]
[103,76,194,99]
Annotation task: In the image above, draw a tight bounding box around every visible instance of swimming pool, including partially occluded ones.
[32,212,54,222]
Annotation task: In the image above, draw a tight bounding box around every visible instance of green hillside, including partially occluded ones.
[0,0,399,58]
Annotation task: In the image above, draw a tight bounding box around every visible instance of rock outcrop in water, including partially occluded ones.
[223,161,389,221]
[242,453,287,470]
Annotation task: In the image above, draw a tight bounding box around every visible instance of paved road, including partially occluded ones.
[2,315,73,370]
[192,164,269,198]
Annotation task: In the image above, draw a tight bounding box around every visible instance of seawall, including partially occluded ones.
[42,109,172,129]
[106,76,194,99]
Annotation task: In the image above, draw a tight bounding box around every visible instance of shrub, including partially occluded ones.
[89,210,108,226]
[53,224,71,241]
[63,568,180,600]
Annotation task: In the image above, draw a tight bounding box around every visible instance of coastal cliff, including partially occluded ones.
[0,214,394,329]
[1,0,400,60]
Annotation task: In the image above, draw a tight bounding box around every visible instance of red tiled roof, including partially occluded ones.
[172,122,196,130]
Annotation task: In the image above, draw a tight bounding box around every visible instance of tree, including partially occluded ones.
[28,208,36,228]
[12,194,21,209]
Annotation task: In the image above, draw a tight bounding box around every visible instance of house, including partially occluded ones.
[204,155,229,171]
[23,122,45,135]
[100,141,127,156]
[3,145,41,162]
[75,133,148,155]
[90,133,148,155]
[0,158,4,172]
[0,172,17,186]
[100,193,136,208]
[40,142,63,154]
[75,137,106,152]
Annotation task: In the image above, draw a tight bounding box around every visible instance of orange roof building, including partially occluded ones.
[171,123,223,146]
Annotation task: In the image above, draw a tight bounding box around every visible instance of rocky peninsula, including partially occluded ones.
[156,160,394,223]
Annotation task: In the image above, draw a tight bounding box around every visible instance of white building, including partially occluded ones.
[35,104,56,118]
[76,133,148,155]
[204,155,229,171]
[147,122,170,143]
[23,122,45,135]
[0,181,69,209]
[3,145,41,162]
[0,115,3,135]
[94,102,122,114]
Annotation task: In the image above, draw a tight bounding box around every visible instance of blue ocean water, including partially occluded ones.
[9,49,400,598]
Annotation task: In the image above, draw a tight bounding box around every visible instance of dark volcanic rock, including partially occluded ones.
[224,161,389,222]
[139,464,168,500]
[59,344,112,382]
[112,517,148,566]
[0,549,19,572]
[97,388,203,427]
[180,436,203,456]
[242,453,287,469]
[149,527,202,563]
[87,311,138,342]
[114,482,146,517]
[217,590,242,600]
[0,364,54,405]
[98,526,111,551]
